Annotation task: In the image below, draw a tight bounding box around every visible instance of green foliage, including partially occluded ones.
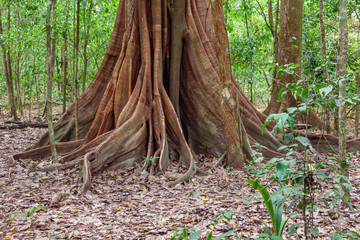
[5,205,47,223]
[246,180,288,238]
[142,156,158,171]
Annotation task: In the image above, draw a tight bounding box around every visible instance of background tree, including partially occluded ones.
[264,0,304,114]
[0,0,17,120]
[337,0,349,206]
[45,0,58,161]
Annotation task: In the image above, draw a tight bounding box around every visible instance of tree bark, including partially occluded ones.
[82,0,93,93]
[319,0,332,133]
[15,2,23,116]
[169,0,185,117]
[74,0,80,140]
[46,0,58,161]
[266,0,303,114]
[62,0,70,114]
[336,0,349,207]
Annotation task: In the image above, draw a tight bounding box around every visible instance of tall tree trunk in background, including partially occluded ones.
[336,0,349,207]
[74,0,80,139]
[82,0,93,93]
[62,0,70,114]
[212,0,252,167]
[15,2,23,116]
[265,0,303,114]
[0,2,17,120]
[319,0,331,133]
[262,0,280,114]
[224,0,229,24]
[45,0,58,161]
[243,0,253,103]
[355,11,360,138]
[34,44,40,114]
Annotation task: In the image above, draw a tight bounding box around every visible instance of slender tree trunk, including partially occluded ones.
[0,2,17,120]
[319,0,331,133]
[356,71,360,138]
[82,0,93,93]
[263,0,280,115]
[337,0,349,207]
[46,0,58,161]
[224,0,229,24]
[15,2,23,116]
[74,0,80,139]
[355,24,360,138]
[62,0,70,114]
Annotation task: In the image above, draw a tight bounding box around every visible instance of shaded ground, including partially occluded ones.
[1,113,360,239]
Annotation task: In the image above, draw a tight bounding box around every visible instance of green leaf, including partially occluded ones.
[342,183,353,190]
[214,229,238,240]
[275,161,287,182]
[246,180,276,233]
[286,107,298,114]
[319,85,333,98]
[287,223,298,236]
[223,211,233,221]
[295,136,311,147]
[301,87,309,101]
[207,231,213,240]
[189,230,202,240]
[310,227,320,236]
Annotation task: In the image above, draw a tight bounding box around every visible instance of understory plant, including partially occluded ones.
[246,88,356,239]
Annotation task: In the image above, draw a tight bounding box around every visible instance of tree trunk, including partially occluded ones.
[224,0,229,24]
[336,0,349,207]
[0,2,17,121]
[319,0,331,133]
[15,0,360,194]
[74,0,80,140]
[45,0,58,161]
[265,0,303,114]
[62,0,70,114]
[15,2,23,116]
[82,0,93,93]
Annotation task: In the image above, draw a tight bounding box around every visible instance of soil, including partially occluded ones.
[1,112,360,240]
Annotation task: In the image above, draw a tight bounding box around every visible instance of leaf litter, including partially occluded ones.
[1,119,360,239]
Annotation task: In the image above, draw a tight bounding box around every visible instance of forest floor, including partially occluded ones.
[1,111,360,240]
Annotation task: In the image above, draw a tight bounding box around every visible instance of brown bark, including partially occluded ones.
[337,0,349,207]
[45,0,58,161]
[61,0,70,114]
[319,0,331,133]
[82,0,93,93]
[74,0,80,140]
[266,0,303,114]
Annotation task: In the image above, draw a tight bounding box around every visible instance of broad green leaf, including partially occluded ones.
[295,136,311,147]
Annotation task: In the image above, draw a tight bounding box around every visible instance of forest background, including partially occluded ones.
[1,0,359,122]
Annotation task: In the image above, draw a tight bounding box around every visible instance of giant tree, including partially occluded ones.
[13,0,360,193]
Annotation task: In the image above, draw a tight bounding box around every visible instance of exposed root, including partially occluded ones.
[37,159,83,172]
[80,153,92,195]
[13,140,83,160]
